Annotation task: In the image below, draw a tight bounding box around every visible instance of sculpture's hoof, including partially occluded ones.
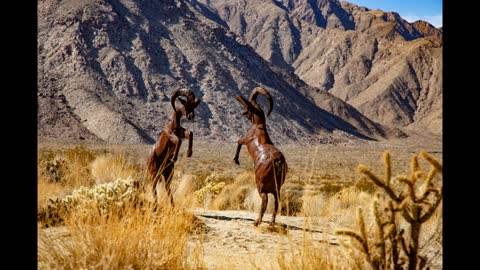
[254,220,261,227]
[187,152,192,157]
[233,158,240,165]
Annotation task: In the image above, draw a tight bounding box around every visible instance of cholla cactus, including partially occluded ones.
[42,156,67,183]
[38,177,139,227]
[336,151,442,270]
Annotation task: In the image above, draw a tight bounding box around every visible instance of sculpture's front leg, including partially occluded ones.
[184,131,193,157]
[233,141,244,165]
[166,131,181,162]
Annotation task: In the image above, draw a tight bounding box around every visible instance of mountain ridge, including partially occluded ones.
[198,0,442,136]
[38,0,439,144]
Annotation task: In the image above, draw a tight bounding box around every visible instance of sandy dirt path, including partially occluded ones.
[40,208,441,269]
[188,208,343,269]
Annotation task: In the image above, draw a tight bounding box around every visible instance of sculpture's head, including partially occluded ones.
[171,88,201,120]
[236,87,273,123]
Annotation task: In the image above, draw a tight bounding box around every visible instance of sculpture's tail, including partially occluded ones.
[273,155,287,188]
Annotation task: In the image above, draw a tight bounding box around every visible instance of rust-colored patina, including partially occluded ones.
[233,87,288,226]
[146,88,200,207]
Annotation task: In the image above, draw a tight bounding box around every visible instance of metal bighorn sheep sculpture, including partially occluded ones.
[146,88,200,207]
[233,87,288,227]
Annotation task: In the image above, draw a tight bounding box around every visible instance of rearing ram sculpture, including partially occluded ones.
[146,88,200,208]
[233,87,288,227]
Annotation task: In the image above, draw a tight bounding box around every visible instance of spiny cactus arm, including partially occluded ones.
[420,151,442,172]
[384,152,392,186]
[396,199,408,212]
[401,205,415,224]
[335,230,369,255]
[384,202,399,238]
[357,208,370,254]
[386,202,402,268]
[419,193,442,223]
[397,175,417,202]
[383,223,395,239]
[357,165,402,202]
[411,156,423,180]
[424,167,437,189]
[418,188,440,204]
[399,230,411,257]
[373,200,386,263]
[418,256,427,270]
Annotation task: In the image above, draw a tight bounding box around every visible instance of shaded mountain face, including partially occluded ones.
[197,0,442,136]
[38,0,401,144]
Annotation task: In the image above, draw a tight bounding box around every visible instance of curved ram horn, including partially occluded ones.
[249,87,273,116]
[171,88,194,110]
[194,97,201,107]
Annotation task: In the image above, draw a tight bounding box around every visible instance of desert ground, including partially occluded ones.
[37,135,442,269]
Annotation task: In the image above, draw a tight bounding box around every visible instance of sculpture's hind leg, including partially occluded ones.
[162,164,175,207]
[271,158,285,226]
[151,173,161,211]
[254,192,268,226]
[271,191,279,227]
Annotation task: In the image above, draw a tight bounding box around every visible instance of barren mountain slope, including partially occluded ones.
[197,0,442,135]
[38,0,397,144]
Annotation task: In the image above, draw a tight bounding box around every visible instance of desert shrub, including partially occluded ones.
[189,171,232,190]
[336,151,442,270]
[40,156,68,183]
[38,178,139,227]
[38,145,98,188]
[193,173,227,207]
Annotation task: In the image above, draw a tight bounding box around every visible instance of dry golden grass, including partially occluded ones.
[277,244,355,270]
[90,153,142,184]
[300,187,373,226]
[38,141,442,269]
[37,145,97,187]
[37,145,147,209]
[211,171,255,210]
[38,178,65,210]
[38,202,203,269]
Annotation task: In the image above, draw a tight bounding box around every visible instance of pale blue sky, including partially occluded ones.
[343,0,442,28]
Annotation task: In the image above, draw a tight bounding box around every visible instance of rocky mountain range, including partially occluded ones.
[199,0,442,135]
[37,0,442,144]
